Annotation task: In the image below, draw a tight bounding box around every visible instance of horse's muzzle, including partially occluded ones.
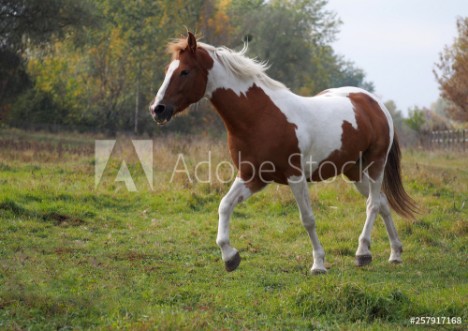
[151,104,174,125]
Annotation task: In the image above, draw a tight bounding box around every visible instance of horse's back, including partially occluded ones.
[272,86,394,181]
[315,86,393,134]
[316,86,372,97]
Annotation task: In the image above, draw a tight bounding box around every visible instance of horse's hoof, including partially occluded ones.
[225,252,241,272]
[389,252,403,264]
[311,268,327,275]
[355,254,372,267]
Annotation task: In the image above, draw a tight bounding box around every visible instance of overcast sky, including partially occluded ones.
[326,0,467,115]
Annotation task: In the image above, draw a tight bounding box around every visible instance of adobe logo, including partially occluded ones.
[94,140,153,191]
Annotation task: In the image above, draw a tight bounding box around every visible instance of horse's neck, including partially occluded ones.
[208,83,276,132]
[207,66,290,131]
[205,57,313,136]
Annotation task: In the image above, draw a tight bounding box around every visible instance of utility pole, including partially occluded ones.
[134,44,142,134]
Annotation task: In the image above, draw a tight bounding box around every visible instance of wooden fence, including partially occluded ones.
[430,129,467,151]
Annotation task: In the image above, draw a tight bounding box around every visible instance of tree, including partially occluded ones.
[385,100,404,132]
[0,0,96,122]
[405,107,426,134]
[331,57,374,92]
[0,0,95,48]
[227,0,372,95]
[434,17,468,122]
[4,0,375,135]
[0,48,30,120]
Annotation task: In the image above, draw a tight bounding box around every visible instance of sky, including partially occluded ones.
[326,0,467,116]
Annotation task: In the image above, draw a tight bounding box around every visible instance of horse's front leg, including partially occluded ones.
[288,175,327,274]
[216,177,256,272]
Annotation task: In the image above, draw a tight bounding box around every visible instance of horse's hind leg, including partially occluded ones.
[354,172,383,267]
[354,178,403,264]
[379,194,403,263]
[288,175,327,274]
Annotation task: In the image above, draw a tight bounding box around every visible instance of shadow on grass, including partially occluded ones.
[0,198,86,227]
[295,282,465,326]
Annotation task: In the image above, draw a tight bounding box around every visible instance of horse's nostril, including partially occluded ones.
[154,104,166,114]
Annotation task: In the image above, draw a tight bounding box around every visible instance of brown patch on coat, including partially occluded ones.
[348,92,390,180]
[311,92,390,182]
[310,119,370,182]
[210,85,302,191]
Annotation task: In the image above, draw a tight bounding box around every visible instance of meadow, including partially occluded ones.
[0,128,466,330]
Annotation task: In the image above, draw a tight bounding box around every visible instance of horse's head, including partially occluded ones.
[149,32,213,125]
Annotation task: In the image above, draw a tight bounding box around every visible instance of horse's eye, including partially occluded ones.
[180,69,190,77]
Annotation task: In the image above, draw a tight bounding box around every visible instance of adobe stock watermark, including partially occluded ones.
[95,139,374,192]
[95,140,153,192]
[171,151,375,185]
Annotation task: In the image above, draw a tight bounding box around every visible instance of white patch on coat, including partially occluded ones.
[150,60,180,111]
[217,177,252,261]
[262,86,360,177]
[205,59,255,98]
[201,44,284,98]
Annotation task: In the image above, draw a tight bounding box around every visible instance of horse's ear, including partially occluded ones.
[187,32,197,54]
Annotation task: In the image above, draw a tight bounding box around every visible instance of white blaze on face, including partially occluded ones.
[150,60,180,111]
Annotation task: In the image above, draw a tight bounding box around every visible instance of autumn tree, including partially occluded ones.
[4,0,375,135]
[0,0,96,48]
[0,0,96,119]
[227,0,372,95]
[434,17,468,122]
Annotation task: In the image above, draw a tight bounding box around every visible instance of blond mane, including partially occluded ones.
[167,38,286,90]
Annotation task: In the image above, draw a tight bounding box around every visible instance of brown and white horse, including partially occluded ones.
[150,32,417,274]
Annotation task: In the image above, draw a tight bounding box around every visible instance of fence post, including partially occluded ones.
[458,130,461,152]
[450,130,453,149]
[459,130,462,152]
[448,130,451,150]
[464,129,466,153]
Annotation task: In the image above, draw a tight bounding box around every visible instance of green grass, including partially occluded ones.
[0,129,466,330]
